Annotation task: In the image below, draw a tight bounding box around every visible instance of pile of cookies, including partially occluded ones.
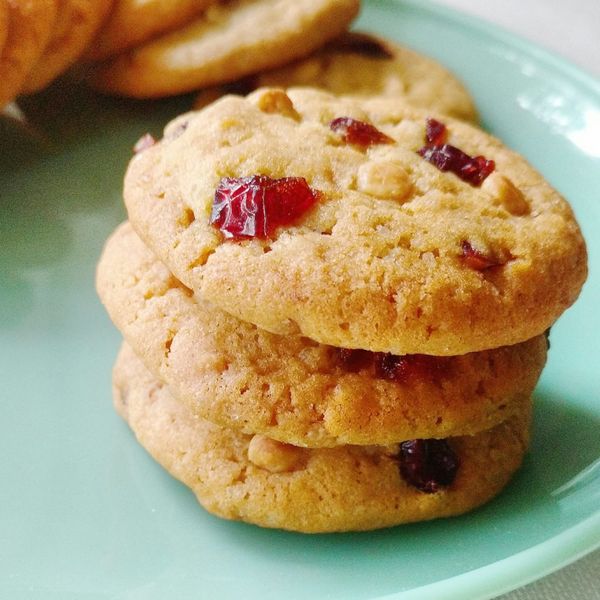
[97,74,586,531]
[0,0,360,108]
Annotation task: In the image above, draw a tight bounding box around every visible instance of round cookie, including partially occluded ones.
[22,0,114,93]
[113,343,532,533]
[85,0,217,62]
[195,31,478,122]
[89,0,360,98]
[0,0,58,108]
[97,222,548,447]
[124,88,587,356]
[0,1,8,59]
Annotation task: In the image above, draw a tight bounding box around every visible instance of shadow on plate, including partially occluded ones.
[11,77,193,160]
[209,389,600,561]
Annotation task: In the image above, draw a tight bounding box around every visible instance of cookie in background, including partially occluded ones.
[0,0,8,59]
[85,0,218,62]
[0,0,58,108]
[89,0,361,98]
[22,0,114,94]
[195,32,478,122]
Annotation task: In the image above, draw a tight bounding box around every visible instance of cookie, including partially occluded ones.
[85,0,217,62]
[194,32,478,122]
[113,343,532,533]
[22,0,113,93]
[124,88,587,355]
[97,222,547,447]
[0,1,8,59]
[0,0,57,107]
[89,0,360,98]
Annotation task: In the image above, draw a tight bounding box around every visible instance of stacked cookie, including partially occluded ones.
[97,86,586,532]
[193,31,478,122]
[89,0,361,98]
[0,0,113,106]
[1,0,359,107]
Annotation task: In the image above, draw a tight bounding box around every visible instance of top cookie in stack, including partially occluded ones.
[124,87,587,357]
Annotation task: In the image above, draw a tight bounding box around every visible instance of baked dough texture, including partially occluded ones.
[124,88,587,355]
[97,222,547,447]
[113,344,532,533]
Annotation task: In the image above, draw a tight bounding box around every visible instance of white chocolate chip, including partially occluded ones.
[248,435,306,473]
[252,89,300,120]
[357,160,412,202]
[482,173,529,216]
[420,251,437,267]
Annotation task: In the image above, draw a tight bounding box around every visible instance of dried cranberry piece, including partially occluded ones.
[460,240,503,271]
[418,144,495,186]
[133,133,156,153]
[336,349,449,381]
[424,118,447,146]
[417,118,495,186]
[330,117,393,147]
[337,348,372,372]
[210,175,319,239]
[399,439,459,493]
[374,353,446,382]
[374,353,408,380]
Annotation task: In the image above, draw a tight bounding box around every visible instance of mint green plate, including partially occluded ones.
[1,1,599,598]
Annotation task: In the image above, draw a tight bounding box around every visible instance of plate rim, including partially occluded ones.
[399,0,600,95]
[2,1,599,598]
[372,3,600,597]
[379,514,600,599]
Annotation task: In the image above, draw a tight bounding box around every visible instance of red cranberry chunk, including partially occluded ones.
[375,353,409,381]
[337,348,372,372]
[418,144,495,186]
[330,117,393,147]
[417,118,494,186]
[461,240,504,270]
[210,175,319,239]
[374,353,446,382]
[399,439,460,493]
[424,118,447,146]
